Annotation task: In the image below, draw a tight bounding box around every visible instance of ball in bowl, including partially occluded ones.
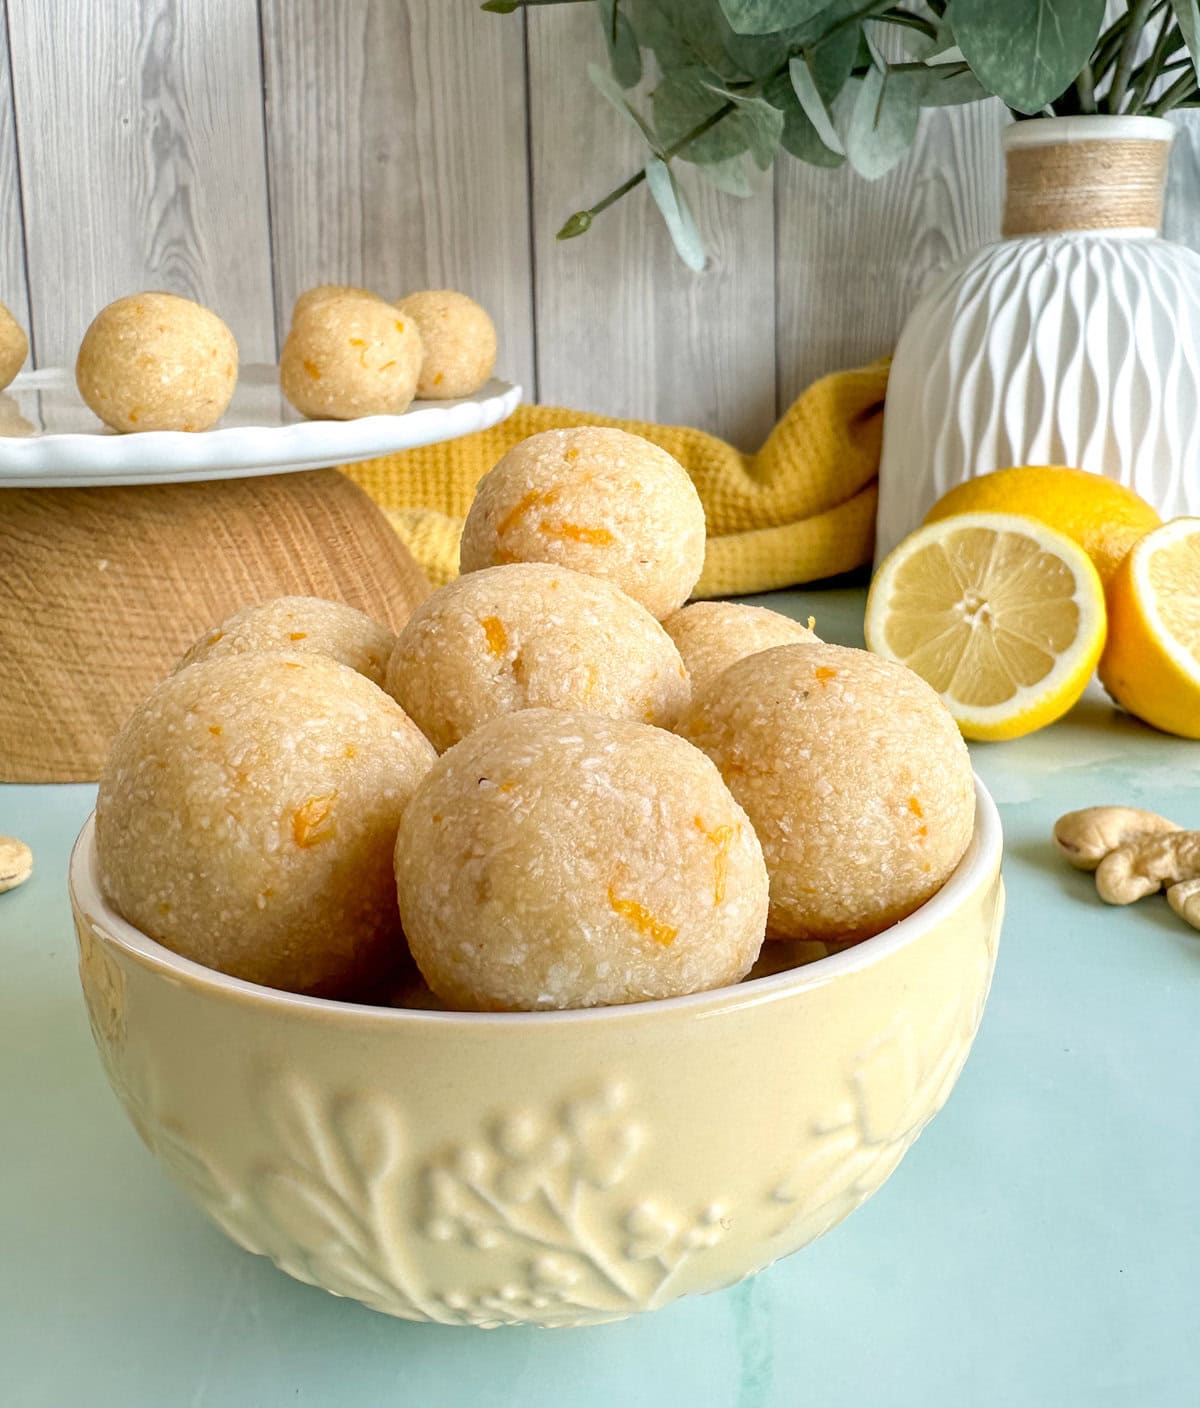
[280,293,423,419]
[395,289,497,399]
[663,600,820,694]
[395,709,769,1010]
[176,595,397,689]
[75,292,238,432]
[459,426,706,620]
[385,562,689,751]
[96,652,435,997]
[679,642,975,944]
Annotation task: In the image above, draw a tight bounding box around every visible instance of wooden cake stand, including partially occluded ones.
[0,368,520,781]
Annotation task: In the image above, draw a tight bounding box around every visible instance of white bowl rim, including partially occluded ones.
[69,775,1001,1026]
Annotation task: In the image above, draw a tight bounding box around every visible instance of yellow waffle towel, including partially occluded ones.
[341,358,889,598]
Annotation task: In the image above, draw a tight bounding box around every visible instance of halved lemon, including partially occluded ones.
[866,512,1107,741]
[1100,517,1200,739]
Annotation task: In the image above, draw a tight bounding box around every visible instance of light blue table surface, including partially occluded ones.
[3,584,1198,1408]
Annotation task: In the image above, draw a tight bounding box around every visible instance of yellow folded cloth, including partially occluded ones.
[341,358,889,599]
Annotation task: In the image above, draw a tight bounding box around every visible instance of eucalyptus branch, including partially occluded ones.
[480,0,589,10]
[1125,10,1178,114]
[1150,68,1199,115]
[875,8,939,40]
[557,101,737,240]
[1075,64,1098,114]
[1109,0,1155,111]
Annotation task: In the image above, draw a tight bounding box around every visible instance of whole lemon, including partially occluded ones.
[924,465,1160,584]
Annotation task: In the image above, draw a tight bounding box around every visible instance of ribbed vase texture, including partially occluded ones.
[875,233,1200,563]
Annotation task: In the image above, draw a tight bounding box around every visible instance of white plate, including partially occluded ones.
[0,366,522,487]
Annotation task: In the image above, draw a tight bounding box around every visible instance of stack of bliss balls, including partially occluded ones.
[96,426,976,1011]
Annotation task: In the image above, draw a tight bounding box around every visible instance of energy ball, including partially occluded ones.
[664,601,820,695]
[678,643,974,944]
[394,289,497,398]
[75,292,238,432]
[385,562,689,751]
[395,709,768,1011]
[280,293,423,420]
[177,596,397,689]
[97,652,436,997]
[291,284,380,323]
[458,426,706,619]
[0,302,28,389]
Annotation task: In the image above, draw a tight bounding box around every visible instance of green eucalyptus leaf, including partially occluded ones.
[644,158,707,270]
[716,0,832,37]
[738,93,786,167]
[1170,1,1200,86]
[789,54,845,154]
[845,66,920,179]
[588,60,658,148]
[950,0,1106,115]
[806,13,861,102]
[913,62,988,107]
[631,0,834,83]
[765,71,845,165]
[597,0,643,89]
[697,153,756,195]
[653,67,746,161]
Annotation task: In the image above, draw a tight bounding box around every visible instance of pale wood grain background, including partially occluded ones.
[1,0,1198,448]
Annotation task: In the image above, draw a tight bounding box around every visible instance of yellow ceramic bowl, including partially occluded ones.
[69,781,1003,1329]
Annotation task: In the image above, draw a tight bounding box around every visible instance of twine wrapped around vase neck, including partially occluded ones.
[1003,138,1170,237]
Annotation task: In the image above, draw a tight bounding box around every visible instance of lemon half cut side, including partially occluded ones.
[866,512,1107,741]
[1100,517,1200,739]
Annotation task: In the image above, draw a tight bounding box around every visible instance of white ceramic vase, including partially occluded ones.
[875,115,1200,564]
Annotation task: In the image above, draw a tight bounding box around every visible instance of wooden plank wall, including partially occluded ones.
[0,1,1197,449]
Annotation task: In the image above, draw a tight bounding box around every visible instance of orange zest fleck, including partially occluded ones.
[208,632,225,645]
[289,631,308,641]
[208,724,223,736]
[607,885,677,947]
[498,781,517,793]
[564,446,580,461]
[394,320,406,333]
[348,337,365,346]
[302,358,321,380]
[814,666,838,685]
[343,744,356,759]
[433,372,444,386]
[908,795,924,819]
[917,825,928,842]
[128,408,139,424]
[380,359,396,371]
[539,521,614,547]
[496,487,561,539]
[291,792,337,848]
[480,615,508,656]
[694,816,736,904]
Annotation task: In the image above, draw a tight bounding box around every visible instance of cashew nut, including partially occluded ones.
[1167,877,1200,929]
[1053,807,1181,870]
[1095,832,1200,905]
[0,835,32,894]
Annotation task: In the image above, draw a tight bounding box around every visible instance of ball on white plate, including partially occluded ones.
[75,292,238,432]
[280,293,423,419]
[394,289,497,399]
